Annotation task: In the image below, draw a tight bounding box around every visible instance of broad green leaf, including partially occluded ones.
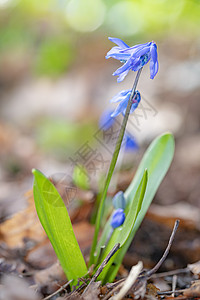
[97,132,175,283]
[97,170,147,281]
[32,169,88,283]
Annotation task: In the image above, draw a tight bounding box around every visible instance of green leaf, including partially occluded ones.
[97,132,175,283]
[73,164,90,190]
[32,169,88,283]
[97,169,147,281]
[117,169,147,246]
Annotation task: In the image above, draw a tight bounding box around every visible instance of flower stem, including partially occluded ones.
[89,68,143,267]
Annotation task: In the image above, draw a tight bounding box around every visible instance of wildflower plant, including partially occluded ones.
[32,37,174,286]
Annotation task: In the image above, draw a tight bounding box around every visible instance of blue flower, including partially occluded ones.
[106,37,159,82]
[111,208,125,229]
[99,109,115,131]
[125,134,139,152]
[110,89,141,117]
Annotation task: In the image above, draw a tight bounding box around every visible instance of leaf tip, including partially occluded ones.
[32,168,36,175]
[144,168,148,180]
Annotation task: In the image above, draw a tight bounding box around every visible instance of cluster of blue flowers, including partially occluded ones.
[106,37,158,118]
[105,37,158,229]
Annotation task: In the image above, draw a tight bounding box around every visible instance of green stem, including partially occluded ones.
[89,68,143,266]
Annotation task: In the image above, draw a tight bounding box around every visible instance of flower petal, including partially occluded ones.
[99,109,115,130]
[108,37,129,49]
[120,41,151,53]
[150,43,158,63]
[111,98,129,117]
[117,69,129,82]
[106,46,131,60]
[125,134,139,152]
[113,59,131,76]
[132,45,151,59]
[149,58,159,79]
[110,90,131,103]
[112,191,126,210]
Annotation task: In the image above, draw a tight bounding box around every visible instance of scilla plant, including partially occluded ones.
[32,37,174,285]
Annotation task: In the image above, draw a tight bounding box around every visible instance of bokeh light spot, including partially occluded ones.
[66,0,106,32]
[0,0,15,8]
[106,1,144,36]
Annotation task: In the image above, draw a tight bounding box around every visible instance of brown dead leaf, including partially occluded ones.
[188,261,200,276]
[184,280,200,298]
[146,283,160,299]
[118,264,129,277]
[73,221,94,249]
[0,190,94,250]
[82,281,101,300]
[0,191,46,248]
[65,292,83,300]
[34,261,66,286]
[25,239,57,269]
[147,202,200,230]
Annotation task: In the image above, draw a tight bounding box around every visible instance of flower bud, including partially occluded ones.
[111,208,125,229]
[112,191,125,210]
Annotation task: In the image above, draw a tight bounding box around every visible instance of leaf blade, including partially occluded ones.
[97,132,175,283]
[32,169,88,283]
[97,170,148,281]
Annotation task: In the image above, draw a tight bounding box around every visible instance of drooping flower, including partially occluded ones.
[110,89,141,117]
[106,37,159,82]
[99,110,139,152]
[125,134,139,152]
[99,109,115,131]
[110,208,125,229]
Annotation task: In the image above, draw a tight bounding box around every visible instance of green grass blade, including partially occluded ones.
[32,169,88,283]
[96,132,175,283]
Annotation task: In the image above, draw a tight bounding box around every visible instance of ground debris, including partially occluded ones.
[82,281,101,300]
[0,274,40,300]
[183,280,200,298]
[188,261,200,277]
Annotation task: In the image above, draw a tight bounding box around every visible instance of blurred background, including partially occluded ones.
[0,0,200,219]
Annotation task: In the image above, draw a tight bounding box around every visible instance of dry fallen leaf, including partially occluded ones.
[187,261,200,276]
[0,191,46,248]
[82,281,101,300]
[184,280,200,298]
[0,189,94,249]
[146,283,160,299]
[147,202,200,230]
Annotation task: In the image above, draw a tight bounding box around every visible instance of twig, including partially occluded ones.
[150,267,189,278]
[103,281,125,300]
[43,280,73,300]
[65,281,88,299]
[145,220,180,278]
[105,278,126,289]
[83,243,120,295]
[110,262,143,300]
[172,275,177,297]
[103,220,180,299]
[157,289,185,295]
